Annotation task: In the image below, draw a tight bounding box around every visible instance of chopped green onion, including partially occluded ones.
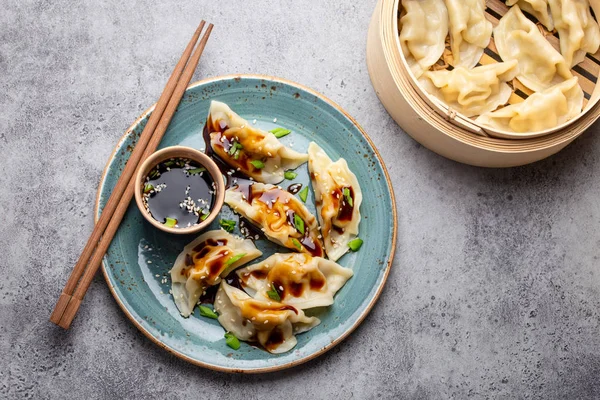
[164,160,176,168]
[266,284,281,301]
[291,238,302,251]
[224,332,241,350]
[298,187,309,203]
[188,167,206,175]
[219,219,236,233]
[199,305,218,319]
[224,253,246,268]
[293,214,305,235]
[200,212,210,221]
[343,187,353,207]
[164,218,177,228]
[269,127,291,138]
[250,160,265,169]
[348,238,363,252]
[284,170,298,180]
[143,184,154,193]
[229,141,243,156]
[149,169,159,179]
[233,149,241,160]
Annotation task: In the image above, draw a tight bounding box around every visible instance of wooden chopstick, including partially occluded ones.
[51,22,214,328]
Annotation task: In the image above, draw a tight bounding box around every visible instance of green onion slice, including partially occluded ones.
[293,214,305,235]
[224,332,241,350]
[250,160,265,169]
[269,127,291,138]
[224,253,246,268]
[143,184,154,193]
[291,238,302,251]
[348,238,363,252]
[284,170,298,180]
[343,187,353,207]
[188,167,206,175]
[298,187,309,203]
[164,218,177,228]
[219,219,236,233]
[199,305,218,319]
[266,284,281,301]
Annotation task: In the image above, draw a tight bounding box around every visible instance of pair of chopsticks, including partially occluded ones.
[50,21,214,329]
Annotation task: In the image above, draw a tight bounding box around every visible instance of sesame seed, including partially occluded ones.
[147,261,152,264]
[253,119,257,124]
[273,118,277,122]
[264,320,269,324]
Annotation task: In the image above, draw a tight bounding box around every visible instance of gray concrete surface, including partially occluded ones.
[2,0,600,399]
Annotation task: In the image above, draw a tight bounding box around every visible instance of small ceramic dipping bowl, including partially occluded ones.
[134,146,225,234]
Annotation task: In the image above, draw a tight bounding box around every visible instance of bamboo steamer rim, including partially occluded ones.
[385,0,600,150]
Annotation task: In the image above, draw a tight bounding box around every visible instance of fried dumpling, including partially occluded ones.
[214,282,320,353]
[444,0,493,68]
[399,0,449,78]
[206,101,308,184]
[494,5,573,92]
[506,0,554,30]
[237,253,353,309]
[308,143,361,262]
[419,61,518,117]
[475,77,583,133]
[548,0,600,67]
[170,230,262,317]
[225,181,324,257]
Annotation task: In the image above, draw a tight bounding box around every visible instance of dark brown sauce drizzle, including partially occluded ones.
[287,183,303,194]
[264,327,285,351]
[198,268,243,305]
[203,118,265,186]
[228,183,323,257]
[336,186,354,222]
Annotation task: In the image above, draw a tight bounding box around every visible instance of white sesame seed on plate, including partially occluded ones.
[147,260,152,264]
[273,118,277,122]
[252,119,257,124]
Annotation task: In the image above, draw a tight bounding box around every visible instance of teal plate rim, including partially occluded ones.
[94,74,397,373]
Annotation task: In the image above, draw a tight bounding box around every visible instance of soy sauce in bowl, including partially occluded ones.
[142,158,215,229]
[134,146,225,235]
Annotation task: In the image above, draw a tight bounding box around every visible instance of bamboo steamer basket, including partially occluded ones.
[367,0,600,167]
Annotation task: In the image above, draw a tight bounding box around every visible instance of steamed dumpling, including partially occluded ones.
[494,5,573,92]
[206,101,307,184]
[308,143,362,262]
[506,0,554,30]
[444,0,493,68]
[214,282,320,353]
[419,61,518,117]
[475,77,584,133]
[225,181,324,257]
[170,230,262,317]
[548,0,600,67]
[237,253,353,309]
[399,0,449,78]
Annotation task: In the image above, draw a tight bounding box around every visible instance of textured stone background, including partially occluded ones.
[2,0,600,399]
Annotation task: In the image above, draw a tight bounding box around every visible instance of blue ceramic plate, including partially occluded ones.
[96,75,396,373]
